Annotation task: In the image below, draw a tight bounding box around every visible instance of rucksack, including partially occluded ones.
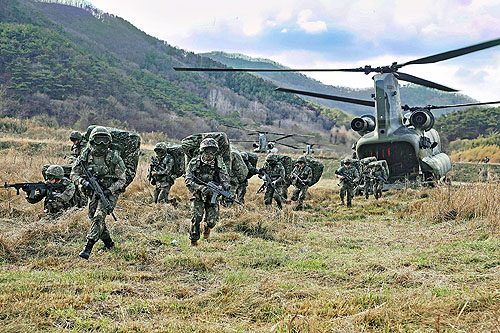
[84,125,141,189]
[304,156,324,186]
[182,132,231,171]
[276,154,294,184]
[369,160,390,177]
[165,144,186,178]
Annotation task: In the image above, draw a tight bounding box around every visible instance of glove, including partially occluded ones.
[80,179,91,190]
[201,186,211,197]
[103,189,112,197]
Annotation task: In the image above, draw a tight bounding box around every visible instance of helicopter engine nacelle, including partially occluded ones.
[409,110,434,131]
[267,142,275,150]
[351,115,375,134]
[252,142,259,148]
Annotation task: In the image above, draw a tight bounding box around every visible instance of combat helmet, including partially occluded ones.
[266,154,278,163]
[154,142,168,154]
[200,138,218,154]
[46,165,64,180]
[70,131,82,142]
[296,156,307,164]
[89,126,112,145]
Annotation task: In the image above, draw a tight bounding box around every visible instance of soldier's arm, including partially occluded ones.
[276,164,285,183]
[305,167,313,184]
[353,168,360,183]
[70,157,84,185]
[164,155,175,175]
[52,181,76,203]
[108,155,127,194]
[185,159,203,193]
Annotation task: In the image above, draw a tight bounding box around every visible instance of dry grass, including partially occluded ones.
[1,135,500,332]
[451,145,500,163]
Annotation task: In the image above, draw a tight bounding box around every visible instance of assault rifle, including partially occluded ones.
[335,169,355,184]
[78,160,117,221]
[256,172,283,210]
[148,158,172,185]
[291,172,306,186]
[192,176,242,205]
[3,182,65,199]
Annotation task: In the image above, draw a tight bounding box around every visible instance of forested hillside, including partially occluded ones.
[0,0,348,141]
[203,52,476,117]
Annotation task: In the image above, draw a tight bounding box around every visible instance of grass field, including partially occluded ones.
[1,136,500,332]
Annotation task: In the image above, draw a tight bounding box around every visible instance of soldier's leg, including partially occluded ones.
[281,184,289,200]
[264,187,273,205]
[346,186,354,207]
[190,199,204,243]
[365,180,371,199]
[87,193,119,242]
[272,187,282,207]
[339,184,346,204]
[298,185,308,206]
[153,185,161,203]
[157,182,172,203]
[291,186,300,202]
[203,201,219,239]
[237,182,247,203]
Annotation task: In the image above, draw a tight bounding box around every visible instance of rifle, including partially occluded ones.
[78,160,117,221]
[256,173,283,210]
[291,172,306,186]
[192,175,242,205]
[335,169,355,184]
[3,182,64,200]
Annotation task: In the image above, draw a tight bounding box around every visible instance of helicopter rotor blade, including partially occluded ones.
[400,38,500,67]
[274,134,295,142]
[276,142,299,149]
[395,72,458,92]
[404,100,500,112]
[275,87,375,107]
[174,67,365,72]
[230,140,258,143]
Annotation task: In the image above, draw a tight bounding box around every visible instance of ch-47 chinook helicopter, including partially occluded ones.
[175,38,500,183]
[223,125,308,153]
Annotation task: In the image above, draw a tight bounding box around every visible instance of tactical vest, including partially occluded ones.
[81,148,121,187]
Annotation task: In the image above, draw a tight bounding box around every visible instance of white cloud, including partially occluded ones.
[296,9,327,34]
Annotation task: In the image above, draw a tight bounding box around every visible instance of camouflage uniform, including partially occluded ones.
[290,156,313,210]
[228,151,248,204]
[371,166,388,199]
[361,164,373,199]
[237,152,259,203]
[26,165,76,216]
[150,143,175,203]
[185,139,230,245]
[259,154,285,208]
[72,127,126,259]
[69,131,88,160]
[336,159,360,207]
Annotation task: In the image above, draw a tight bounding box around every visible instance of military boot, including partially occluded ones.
[190,240,198,246]
[203,225,211,239]
[98,236,115,253]
[339,198,345,205]
[79,240,96,260]
[293,204,303,211]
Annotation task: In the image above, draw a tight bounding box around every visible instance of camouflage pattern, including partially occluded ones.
[42,164,87,208]
[185,155,230,242]
[26,175,76,216]
[275,154,293,200]
[371,165,388,199]
[150,152,175,203]
[71,143,127,243]
[236,152,259,203]
[259,156,285,207]
[84,126,141,189]
[70,131,88,160]
[290,161,313,209]
[336,163,360,207]
[361,163,374,199]
[229,151,249,201]
[182,132,231,173]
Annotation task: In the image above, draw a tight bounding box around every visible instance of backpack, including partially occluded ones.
[230,150,249,183]
[369,160,390,177]
[182,132,231,171]
[165,144,186,178]
[275,154,294,184]
[304,156,324,186]
[84,125,141,189]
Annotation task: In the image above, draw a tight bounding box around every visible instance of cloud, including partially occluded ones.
[296,9,327,34]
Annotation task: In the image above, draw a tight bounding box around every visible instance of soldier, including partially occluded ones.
[150,142,175,203]
[71,127,126,260]
[69,131,87,163]
[185,138,230,246]
[371,164,388,199]
[361,160,373,199]
[26,165,76,216]
[335,158,360,207]
[290,156,313,211]
[237,152,259,203]
[258,154,285,209]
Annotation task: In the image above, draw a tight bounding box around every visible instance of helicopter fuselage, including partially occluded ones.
[355,73,451,182]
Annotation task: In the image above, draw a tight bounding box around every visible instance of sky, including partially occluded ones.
[89,0,500,102]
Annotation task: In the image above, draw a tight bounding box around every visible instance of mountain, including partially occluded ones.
[202,52,477,117]
[0,0,349,142]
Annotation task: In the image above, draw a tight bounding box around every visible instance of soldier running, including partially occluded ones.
[69,131,87,164]
[185,138,230,246]
[237,152,259,203]
[290,156,313,211]
[335,158,360,208]
[71,127,126,260]
[150,142,175,203]
[371,163,388,200]
[258,154,285,209]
